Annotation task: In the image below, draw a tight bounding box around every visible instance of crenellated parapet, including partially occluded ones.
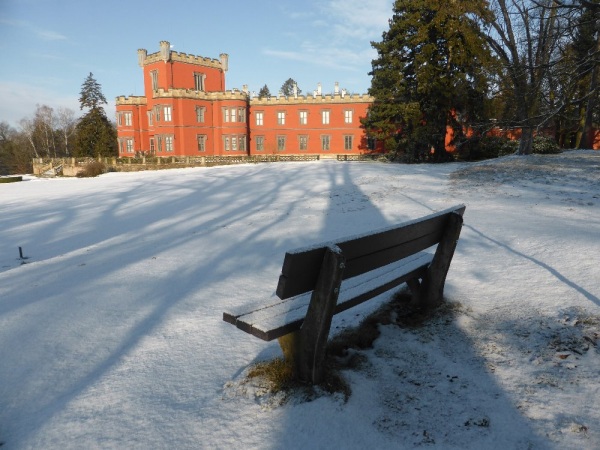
[152,88,249,101]
[137,41,226,70]
[250,92,373,106]
[116,96,148,105]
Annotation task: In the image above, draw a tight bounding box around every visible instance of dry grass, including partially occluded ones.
[244,289,461,403]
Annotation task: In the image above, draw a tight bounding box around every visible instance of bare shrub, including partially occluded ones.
[77,161,107,178]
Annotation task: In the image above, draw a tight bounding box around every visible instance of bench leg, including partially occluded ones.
[406,278,422,305]
[420,211,464,309]
[279,245,346,384]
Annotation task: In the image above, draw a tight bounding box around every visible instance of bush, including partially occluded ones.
[456,135,518,161]
[77,161,107,178]
[532,136,561,154]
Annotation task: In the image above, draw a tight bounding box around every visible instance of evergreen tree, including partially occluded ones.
[280,78,301,96]
[258,84,271,99]
[73,73,117,157]
[364,0,493,161]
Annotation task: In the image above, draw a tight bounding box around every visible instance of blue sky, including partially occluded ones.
[0,0,393,127]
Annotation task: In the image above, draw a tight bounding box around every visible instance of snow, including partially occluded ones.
[1,151,599,449]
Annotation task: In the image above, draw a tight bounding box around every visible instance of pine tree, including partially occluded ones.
[280,78,301,96]
[364,0,493,161]
[73,73,117,157]
[258,84,271,99]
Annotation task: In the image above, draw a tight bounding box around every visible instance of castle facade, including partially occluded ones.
[116,41,375,158]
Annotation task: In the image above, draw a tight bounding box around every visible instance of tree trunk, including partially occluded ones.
[579,30,599,149]
[518,127,534,155]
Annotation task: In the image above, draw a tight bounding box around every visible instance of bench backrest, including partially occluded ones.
[276,205,466,300]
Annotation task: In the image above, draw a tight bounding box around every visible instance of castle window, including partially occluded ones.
[194,72,205,91]
[344,135,353,150]
[322,110,330,125]
[277,135,286,151]
[232,136,238,151]
[238,108,245,123]
[163,106,172,122]
[147,111,153,126]
[156,135,163,152]
[344,109,353,124]
[117,112,123,126]
[321,135,331,151]
[126,138,134,153]
[255,136,264,151]
[299,110,308,125]
[223,108,230,123]
[124,112,132,126]
[255,111,264,126]
[151,70,158,91]
[197,135,206,152]
[239,135,246,151]
[299,135,308,151]
[165,135,174,152]
[230,108,237,123]
[155,106,161,121]
[150,138,155,154]
[224,136,230,151]
[196,106,205,123]
[277,111,286,125]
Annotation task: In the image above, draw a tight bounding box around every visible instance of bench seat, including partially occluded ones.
[223,251,434,341]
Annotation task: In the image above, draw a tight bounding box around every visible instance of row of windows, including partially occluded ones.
[121,106,351,128]
[121,133,355,154]
[254,135,354,152]
[129,105,247,126]
[117,112,133,127]
[256,109,353,126]
[150,70,206,92]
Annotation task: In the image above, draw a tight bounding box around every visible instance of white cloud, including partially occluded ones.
[0,82,81,127]
[0,18,67,41]
[264,0,391,74]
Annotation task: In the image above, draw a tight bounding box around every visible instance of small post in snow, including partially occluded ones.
[18,246,29,263]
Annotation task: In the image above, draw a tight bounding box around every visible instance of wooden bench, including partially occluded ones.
[223,205,466,384]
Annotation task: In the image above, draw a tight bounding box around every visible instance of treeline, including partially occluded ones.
[0,73,117,175]
[364,0,599,160]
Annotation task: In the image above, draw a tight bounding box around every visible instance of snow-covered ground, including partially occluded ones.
[1,151,599,449]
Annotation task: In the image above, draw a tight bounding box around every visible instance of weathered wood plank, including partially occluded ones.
[276,205,465,299]
[297,245,346,383]
[225,251,433,341]
[420,212,464,309]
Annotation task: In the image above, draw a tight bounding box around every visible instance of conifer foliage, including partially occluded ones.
[364,0,493,161]
[73,72,117,157]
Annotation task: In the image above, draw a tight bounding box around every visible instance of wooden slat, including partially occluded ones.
[276,205,465,299]
[225,252,433,341]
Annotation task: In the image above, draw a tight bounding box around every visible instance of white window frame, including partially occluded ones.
[197,134,206,152]
[344,109,353,124]
[165,135,174,152]
[277,111,285,125]
[163,106,172,122]
[299,110,308,125]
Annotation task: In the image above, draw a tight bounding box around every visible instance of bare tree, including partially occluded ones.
[35,104,57,157]
[483,0,574,154]
[56,107,77,156]
[19,117,40,158]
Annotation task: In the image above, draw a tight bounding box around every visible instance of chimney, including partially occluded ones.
[317,82,322,96]
[334,82,339,95]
